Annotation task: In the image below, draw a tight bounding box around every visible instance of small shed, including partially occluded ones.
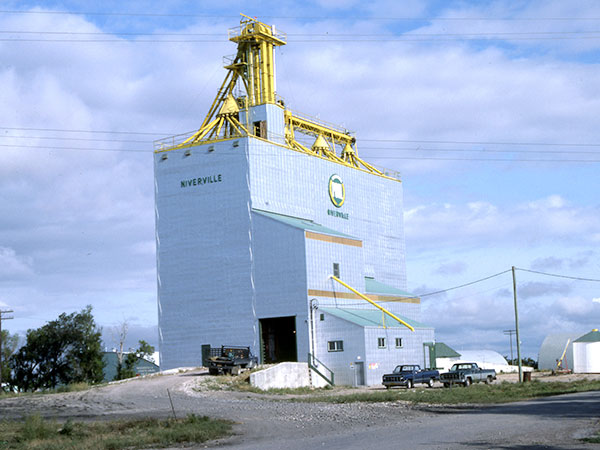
[431,342,461,371]
[573,329,600,373]
[102,352,160,382]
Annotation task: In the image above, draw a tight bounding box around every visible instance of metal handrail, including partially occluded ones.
[308,352,334,386]
[288,108,354,136]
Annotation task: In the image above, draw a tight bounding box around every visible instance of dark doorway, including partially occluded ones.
[259,316,297,364]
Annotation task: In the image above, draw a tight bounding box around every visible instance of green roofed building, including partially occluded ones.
[102,352,159,382]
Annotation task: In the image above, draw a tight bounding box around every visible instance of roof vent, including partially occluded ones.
[161,154,168,160]
[184,149,192,156]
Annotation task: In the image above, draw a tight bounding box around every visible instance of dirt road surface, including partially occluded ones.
[1,370,598,449]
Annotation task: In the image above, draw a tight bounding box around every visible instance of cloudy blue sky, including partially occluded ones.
[1,0,599,360]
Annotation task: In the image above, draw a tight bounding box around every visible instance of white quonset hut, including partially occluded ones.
[538,333,579,371]
[573,329,600,373]
[154,16,434,386]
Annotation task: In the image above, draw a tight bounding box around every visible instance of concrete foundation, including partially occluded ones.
[250,362,328,389]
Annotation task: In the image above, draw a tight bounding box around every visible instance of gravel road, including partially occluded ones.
[1,370,598,449]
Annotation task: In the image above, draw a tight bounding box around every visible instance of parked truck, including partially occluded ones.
[440,362,496,387]
[382,364,440,389]
[201,344,258,375]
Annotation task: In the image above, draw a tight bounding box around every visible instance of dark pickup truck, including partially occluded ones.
[382,364,440,389]
[201,344,258,375]
[440,362,496,387]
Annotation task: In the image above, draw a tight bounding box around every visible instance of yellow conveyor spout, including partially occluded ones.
[329,276,415,332]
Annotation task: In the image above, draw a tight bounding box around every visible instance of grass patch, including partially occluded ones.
[581,431,600,444]
[54,382,93,393]
[293,379,600,405]
[0,413,232,449]
[1,382,100,398]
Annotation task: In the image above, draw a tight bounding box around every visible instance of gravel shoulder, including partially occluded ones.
[1,369,598,449]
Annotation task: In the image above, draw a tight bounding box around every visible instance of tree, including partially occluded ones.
[114,340,155,381]
[506,356,538,369]
[1,330,19,389]
[9,306,104,391]
[109,320,129,365]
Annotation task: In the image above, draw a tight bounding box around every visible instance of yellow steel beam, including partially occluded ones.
[182,117,220,145]
[229,116,249,135]
[556,338,571,370]
[200,70,235,131]
[285,110,353,146]
[329,276,415,332]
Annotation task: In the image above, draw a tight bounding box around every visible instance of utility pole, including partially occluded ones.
[511,267,523,383]
[503,329,516,363]
[0,309,14,388]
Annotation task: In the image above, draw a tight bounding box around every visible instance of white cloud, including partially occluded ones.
[405,195,599,251]
[0,247,33,279]
[553,296,598,318]
[432,260,467,276]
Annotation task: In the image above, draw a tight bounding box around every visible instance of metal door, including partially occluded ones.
[354,361,365,386]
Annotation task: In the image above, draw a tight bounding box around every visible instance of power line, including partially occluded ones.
[360,138,600,148]
[3,35,600,43]
[370,156,600,163]
[6,141,600,162]
[0,126,168,136]
[0,10,237,18]
[3,10,600,21]
[8,142,600,162]
[3,30,600,38]
[359,146,600,155]
[0,30,224,36]
[0,134,151,144]
[417,269,512,298]
[515,268,600,282]
[0,143,150,153]
[3,127,600,149]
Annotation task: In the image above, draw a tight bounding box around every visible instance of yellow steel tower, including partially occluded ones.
[157,14,392,179]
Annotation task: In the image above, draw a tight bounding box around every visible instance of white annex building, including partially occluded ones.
[154,16,435,386]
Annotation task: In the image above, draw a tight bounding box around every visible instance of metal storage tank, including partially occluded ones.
[573,329,600,373]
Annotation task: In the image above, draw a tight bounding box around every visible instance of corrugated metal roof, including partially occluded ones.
[364,277,417,298]
[253,209,356,239]
[574,329,600,343]
[538,333,578,370]
[321,307,430,329]
[435,342,461,358]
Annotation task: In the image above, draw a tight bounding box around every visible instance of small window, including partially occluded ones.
[395,338,403,348]
[328,340,344,352]
[253,120,267,138]
[378,337,386,349]
[319,313,325,321]
[333,263,340,278]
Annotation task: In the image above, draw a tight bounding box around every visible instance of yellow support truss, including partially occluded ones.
[329,276,415,332]
[284,110,384,175]
[157,14,396,181]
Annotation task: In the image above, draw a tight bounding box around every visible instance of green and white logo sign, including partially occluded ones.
[328,174,345,208]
